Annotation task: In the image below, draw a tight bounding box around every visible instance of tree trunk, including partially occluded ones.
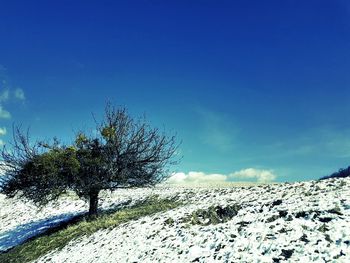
[88,189,99,216]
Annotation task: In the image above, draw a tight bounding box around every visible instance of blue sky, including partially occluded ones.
[1,0,350,182]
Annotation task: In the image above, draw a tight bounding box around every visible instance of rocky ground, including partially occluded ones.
[1,177,350,262]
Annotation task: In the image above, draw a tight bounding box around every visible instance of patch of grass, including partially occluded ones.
[185,204,241,226]
[0,196,182,263]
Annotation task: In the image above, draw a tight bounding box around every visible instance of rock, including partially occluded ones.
[327,207,343,216]
[300,234,309,243]
[285,215,293,221]
[265,233,277,240]
[187,204,241,225]
[164,217,175,225]
[278,228,288,234]
[295,211,308,218]
[214,243,225,252]
[237,221,250,232]
[333,250,346,259]
[271,199,283,207]
[325,234,332,243]
[318,224,329,233]
[280,249,294,259]
[319,217,333,223]
[266,214,280,223]
[278,210,288,217]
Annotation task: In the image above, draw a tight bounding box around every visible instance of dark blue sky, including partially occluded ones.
[1,0,350,182]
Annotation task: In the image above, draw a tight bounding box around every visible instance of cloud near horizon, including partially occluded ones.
[167,171,227,184]
[167,168,277,184]
[229,168,276,182]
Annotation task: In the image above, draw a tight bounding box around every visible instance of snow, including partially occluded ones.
[1,178,350,262]
[0,195,86,252]
[0,212,81,252]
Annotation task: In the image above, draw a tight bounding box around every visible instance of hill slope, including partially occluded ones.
[1,178,350,262]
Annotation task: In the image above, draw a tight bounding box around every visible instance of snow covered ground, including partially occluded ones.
[1,177,350,262]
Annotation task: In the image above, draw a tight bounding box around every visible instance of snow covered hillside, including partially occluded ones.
[1,177,350,262]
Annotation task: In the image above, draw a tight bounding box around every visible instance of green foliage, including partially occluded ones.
[74,133,88,148]
[101,126,116,140]
[2,147,80,207]
[0,197,182,263]
[72,136,105,199]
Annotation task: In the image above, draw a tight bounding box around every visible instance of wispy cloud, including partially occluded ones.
[0,89,9,102]
[195,107,238,152]
[264,126,350,160]
[167,168,277,184]
[0,88,26,102]
[0,106,11,119]
[0,66,26,120]
[320,127,350,158]
[14,88,25,101]
[0,127,6,136]
[0,139,5,147]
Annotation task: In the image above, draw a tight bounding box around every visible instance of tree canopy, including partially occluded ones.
[0,105,179,216]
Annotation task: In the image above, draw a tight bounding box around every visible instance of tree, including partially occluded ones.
[0,105,179,216]
[320,166,350,180]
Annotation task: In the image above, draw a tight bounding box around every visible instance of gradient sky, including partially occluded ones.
[1,0,350,182]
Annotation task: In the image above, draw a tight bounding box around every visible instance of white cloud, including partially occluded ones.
[0,139,4,147]
[0,89,9,102]
[167,168,277,185]
[14,88,25,101]
[0,106,11,119]
[167,171,228,184]
[0,127,6,136]
[230,168,276,183]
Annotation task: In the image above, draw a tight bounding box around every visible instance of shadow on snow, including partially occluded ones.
[0,212,85,253]
[0,199,132,253]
